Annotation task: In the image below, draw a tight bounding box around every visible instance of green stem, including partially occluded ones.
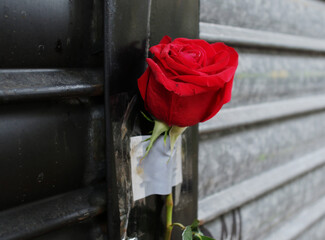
[172,223,186,230]
[164,193,174,240]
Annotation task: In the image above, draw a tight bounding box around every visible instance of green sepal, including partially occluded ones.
[164,130,168,147]
[169,126,187,155]
[141,137,151,143]
[141,120,170,162]
[140,111,154,122]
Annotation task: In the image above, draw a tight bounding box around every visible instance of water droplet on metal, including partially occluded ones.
[37,172,44,183]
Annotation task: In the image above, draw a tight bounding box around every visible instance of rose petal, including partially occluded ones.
[159,35,172,44]
[227,46,239,67]
[198,88,227,123]
[153,56,179,77]
[150,44,164,57]
[198,50,230,73]
[177,51,201,69]
[165,54,205,76]
[146,58,214,96]
[173,38,216,65]
[168,88,226,126]
[171,66,237,87]
[137,67,150,100]
[223,76,234,104]
[211,42,228,52]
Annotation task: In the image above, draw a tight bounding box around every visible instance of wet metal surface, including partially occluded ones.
[0,185,106,240]
[0,0,107,239]
[0,100,105,210]
[150,0,199,45]
[0,0,103,68]
[0,69,103,102]
[106,0,150,96]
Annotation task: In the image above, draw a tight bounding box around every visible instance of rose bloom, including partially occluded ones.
[138,36,238,127]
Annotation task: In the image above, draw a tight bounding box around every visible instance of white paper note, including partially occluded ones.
[130,135,182,201]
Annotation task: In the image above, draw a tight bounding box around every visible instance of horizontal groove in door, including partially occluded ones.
[0,69,103,102]
[199,95,325,134]
[200,22,325,53]
[264,195,325,240]
[198,148,325,223]
[0,185,105,240]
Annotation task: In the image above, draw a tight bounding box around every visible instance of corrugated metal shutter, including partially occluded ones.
[198,1,325,239]
[0,1,109,239]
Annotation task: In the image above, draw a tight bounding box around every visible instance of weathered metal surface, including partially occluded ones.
[0,100,105,210]
[199,111,325,198]
[0,69,103,102]
[205,164,325,240]
[105,0,150,95]
[34,219,106,240]
[104,0,152,238]
[200,22,325,53]
[104,0,122,239]
[263,195,325,240]
[150,0,199,45]
[199,0,325,238]
[0,185,106,240]
[199,147,325,223]
[199,95,325,133]
[227,49,325,108]
[296,214,325,240]
[0,0,108,239]
[0,0,103,68]
[200,0,325,39]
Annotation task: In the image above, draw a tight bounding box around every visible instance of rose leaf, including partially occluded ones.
[182,226,193,240]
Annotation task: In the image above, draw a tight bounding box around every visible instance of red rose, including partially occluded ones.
[138,36,238,127]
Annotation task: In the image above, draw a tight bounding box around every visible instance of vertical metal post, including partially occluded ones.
[104,0,121,239]
[103,1,199,239]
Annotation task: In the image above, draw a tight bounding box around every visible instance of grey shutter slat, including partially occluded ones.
[228,51,325,108]
[199,95,325,133]
[200,0,325,39]
[198,148,325,223]
[200,22,325,52]
[263,196,325,240]
[203,163,325,239]
[199,111,325,197]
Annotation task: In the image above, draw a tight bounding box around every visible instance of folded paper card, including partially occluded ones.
[130,135,182,201]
